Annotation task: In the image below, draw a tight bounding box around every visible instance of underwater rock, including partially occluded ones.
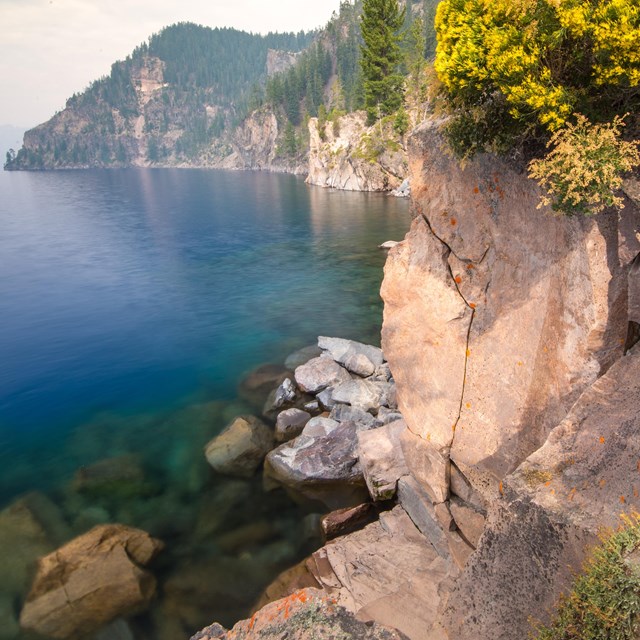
[238,364,290,408]
[284,345,322,370]
[20,524,162,639]
[204,415,275,478]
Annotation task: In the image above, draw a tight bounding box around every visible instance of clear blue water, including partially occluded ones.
[0,168,409,637]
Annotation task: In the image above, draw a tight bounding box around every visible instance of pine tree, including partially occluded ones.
[360,0,406,125]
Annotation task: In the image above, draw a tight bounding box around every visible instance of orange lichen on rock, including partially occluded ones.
[455,275,462,284]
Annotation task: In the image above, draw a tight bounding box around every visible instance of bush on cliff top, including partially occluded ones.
[433,0,640,215]
[533,513,640,640]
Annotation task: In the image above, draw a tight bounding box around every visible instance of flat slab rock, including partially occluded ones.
[309,506,456,640]
[190,588,409,640]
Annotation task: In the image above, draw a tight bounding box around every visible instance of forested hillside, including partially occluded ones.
[6,24,314,169]
[6,0,441,170]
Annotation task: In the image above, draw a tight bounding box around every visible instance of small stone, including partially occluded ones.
[344,353,376,378]
[275,409,311,443]
[303,400,320,414]
[321,503,377,541]
[204,416,275,478]
[376,406,403,425]
[262,378,298,417]
[294,357,351,394]
[379,240,400,250]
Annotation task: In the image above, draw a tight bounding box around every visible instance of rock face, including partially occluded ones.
[446,344,640,639]
[20,524,163,639]
[380,119,640,638]
[381,119,639,499]
[307,112,408,192]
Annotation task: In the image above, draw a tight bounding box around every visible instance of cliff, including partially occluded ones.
[380,120,640,637]
[307,111,408,192]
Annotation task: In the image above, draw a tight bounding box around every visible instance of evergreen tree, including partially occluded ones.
[360,0,406,125]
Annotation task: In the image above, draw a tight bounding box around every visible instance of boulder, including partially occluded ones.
[262,377,298,417]
[316,387,337,410]
[329,403,376,430]
[449,497,486,548]
[19,524,163,640]
[301,416,339,437]
[318,336,384,368]
[238,364,290,408]
[331,379,393,413]
[190,588,409,640]
[204,415,275,478]
[264,421,367,510]
[294,357,350,394]
[72,454,149,499]
[0,494,63,599]
[344,352,376,377]
[275,408,311,442]
[0,593,19,640]
[358,420,409,501]
[284,345,322,370]
[376,406,404,426]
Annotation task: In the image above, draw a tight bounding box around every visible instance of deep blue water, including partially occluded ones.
[0,168,409,637]
[0,169,408,495]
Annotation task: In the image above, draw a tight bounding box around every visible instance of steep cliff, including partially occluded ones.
[381,119,640,637]
[307,111,408,192]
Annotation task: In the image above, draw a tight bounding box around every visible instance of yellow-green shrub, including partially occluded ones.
[434,0,640,149]
[529,114,640,215]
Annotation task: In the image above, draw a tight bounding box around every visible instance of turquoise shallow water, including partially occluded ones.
[0,168,409,637]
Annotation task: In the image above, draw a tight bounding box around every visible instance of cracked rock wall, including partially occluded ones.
[381,118,638,503]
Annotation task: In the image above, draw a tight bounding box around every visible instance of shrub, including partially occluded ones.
[434,0,640,151]
[533,513,640,640]
[528,114,640,215]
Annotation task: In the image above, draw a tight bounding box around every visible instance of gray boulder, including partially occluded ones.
[344,353,376,377]
[318,336,384,368]
[204,415,275,478]
[357,420,409,501]
[301,417,340,437]
[262,377,298,417]
[331,379,395,413]
[264,421,366,510]
[294,357,350,394]
[329,404,376,430]
[275,409,311,443]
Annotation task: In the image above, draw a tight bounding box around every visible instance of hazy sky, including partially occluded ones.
[0,0,343,128]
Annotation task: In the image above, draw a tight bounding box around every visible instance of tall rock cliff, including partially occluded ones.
[307,111,408,192]
[381,119,640,637]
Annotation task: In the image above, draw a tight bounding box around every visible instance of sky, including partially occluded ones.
[0,0,343,128]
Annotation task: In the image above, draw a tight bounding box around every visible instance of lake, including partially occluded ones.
[0,168,409,638]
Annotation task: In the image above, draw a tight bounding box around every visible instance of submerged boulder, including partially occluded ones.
[204,415,274,478]
[20,524,163,639]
